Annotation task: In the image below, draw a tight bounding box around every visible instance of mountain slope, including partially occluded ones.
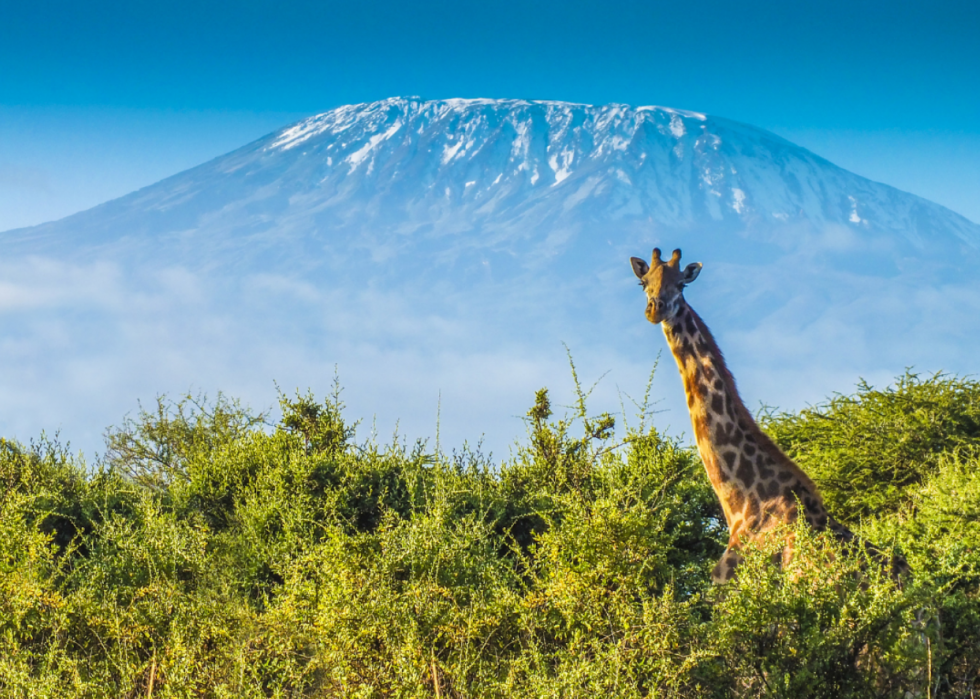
[1,98,978,459]
[7,97,978,266]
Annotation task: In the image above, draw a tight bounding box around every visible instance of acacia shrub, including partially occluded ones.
[761,371,980,523]
[2,371,980,696]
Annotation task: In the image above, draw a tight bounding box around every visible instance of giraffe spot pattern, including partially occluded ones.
[722,451,737,470]
[736,456,756,487]
[758,479,781,500]
[757,456,776,480]
[711,394,724,415]
[729,488,745,513]
[714,422,743,447]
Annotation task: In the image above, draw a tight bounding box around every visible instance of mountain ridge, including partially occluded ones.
[5,97,978,265]
[2,97,978,460]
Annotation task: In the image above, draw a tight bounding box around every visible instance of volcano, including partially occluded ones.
[2,98,978,456]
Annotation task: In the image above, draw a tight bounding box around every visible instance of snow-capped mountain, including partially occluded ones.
[2,98,978,458]
[9,97,978,266]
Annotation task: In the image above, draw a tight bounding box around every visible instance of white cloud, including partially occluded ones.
[1,237,978,464]
[0,257,123,311]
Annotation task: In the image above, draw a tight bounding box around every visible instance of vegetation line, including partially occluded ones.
[0,370,979,697]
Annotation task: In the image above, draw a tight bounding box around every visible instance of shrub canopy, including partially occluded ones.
[1,374,979,697]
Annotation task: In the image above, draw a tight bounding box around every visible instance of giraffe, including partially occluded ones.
[630,247,908,584]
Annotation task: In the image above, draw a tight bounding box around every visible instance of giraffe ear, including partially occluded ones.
[681,262,702,285]
[630,257,650,279]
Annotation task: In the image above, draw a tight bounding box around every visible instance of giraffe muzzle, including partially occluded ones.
[646,299,668,324]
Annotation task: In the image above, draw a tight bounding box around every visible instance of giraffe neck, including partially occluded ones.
[662,303,829,544]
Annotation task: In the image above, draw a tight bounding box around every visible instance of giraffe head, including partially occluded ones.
[630,248,702,324]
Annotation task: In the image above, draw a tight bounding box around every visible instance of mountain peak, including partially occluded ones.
[7,97,979,261]
[3,97,979,460]
[241,97,977,253]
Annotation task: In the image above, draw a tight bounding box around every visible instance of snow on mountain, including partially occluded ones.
[9,96,978,265]
[258,97,976,247]
[2,98,979,458]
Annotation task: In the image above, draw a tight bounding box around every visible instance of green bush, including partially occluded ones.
[0,372,978,697]
[762,370,980,522]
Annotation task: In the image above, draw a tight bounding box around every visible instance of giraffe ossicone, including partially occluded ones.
[631,247,909,584]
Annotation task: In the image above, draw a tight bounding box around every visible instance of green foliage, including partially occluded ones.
[696,524,925,698]
[762,370,980,522]
[1,369,979,696]
[105,393,267,491]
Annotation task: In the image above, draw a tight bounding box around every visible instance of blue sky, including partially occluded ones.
[2,0,978,231]
[1,0,978,456]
